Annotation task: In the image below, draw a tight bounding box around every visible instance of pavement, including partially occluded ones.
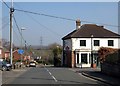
[71,67,120,86]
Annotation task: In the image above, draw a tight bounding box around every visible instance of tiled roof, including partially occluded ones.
[62,24,120,40]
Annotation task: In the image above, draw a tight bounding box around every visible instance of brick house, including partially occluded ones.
[62,20,120,68]
[4,51,10,60]
[13,50,21,61]
[13,50,31,61]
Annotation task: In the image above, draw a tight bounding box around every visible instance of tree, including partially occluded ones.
[2,39,10,50]
[2,39,17,51]
[47,43,62,66]
[98,47,117,63]
[52,45,62,67]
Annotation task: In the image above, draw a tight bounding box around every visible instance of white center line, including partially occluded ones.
[44,67,58,82]
[52,76,58,82]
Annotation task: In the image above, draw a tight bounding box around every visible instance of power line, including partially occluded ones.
[24,13,62,37]
[14,8,119,28]
[13,26,21,43]
[13,14,31,49]
[1,0,10,9]
[15,8,76,21]
[13,14,26,44]
[2,1,119,27]
[81,20,119,28]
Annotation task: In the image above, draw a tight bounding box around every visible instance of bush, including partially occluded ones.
[106,52,119,64]
[98,47,118,63]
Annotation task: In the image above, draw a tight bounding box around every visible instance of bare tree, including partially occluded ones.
[2,39,16,50]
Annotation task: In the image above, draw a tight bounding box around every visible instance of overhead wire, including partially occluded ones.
[1,0,10,9]
[13,14,30,49]
[2,1,119,28]
[12,26,21,44]
[24,12,62,37]
[13,14,27,45]
[14,8,119,28]
[14,8,76,22]
[2,0,33,55]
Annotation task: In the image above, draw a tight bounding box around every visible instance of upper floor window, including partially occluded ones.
[94,40,100,46]
[108,40,114,46]
[80,40,86,46]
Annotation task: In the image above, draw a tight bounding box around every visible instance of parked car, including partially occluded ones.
[29,62,36,67]
[0,60,12,71]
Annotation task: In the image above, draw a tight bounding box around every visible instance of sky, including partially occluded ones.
[1,1,119,46]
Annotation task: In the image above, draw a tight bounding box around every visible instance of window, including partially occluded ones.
[81,53,88,64]
[80,40,86,46]
[77,53,79,64]
[108,40,114,46]
[94,40,100,46]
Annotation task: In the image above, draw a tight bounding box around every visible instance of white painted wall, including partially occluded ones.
[63,38,120,67]
[71,38,120,51]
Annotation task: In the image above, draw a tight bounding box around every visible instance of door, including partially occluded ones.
[81,53,88,64]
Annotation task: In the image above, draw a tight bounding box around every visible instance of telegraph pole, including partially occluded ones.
[10,0,14,65]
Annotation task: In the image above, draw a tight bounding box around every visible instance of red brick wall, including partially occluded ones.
[71,51,76,68]
[0,48,5,59]
[63,50,76,68]
[13,51,21,60]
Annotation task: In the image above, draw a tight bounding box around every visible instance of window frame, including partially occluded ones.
[94,40,100,46]
[80,40,86,46]
[81,53,88,64]
[108,40,114,46]
[77,53,79,64]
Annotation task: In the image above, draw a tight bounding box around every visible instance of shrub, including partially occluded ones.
[106,51,119,64]
[98,47,118,63]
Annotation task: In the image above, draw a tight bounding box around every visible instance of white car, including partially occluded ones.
[29,62,36,67]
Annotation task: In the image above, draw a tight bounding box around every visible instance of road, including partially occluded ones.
[2,65,109,86]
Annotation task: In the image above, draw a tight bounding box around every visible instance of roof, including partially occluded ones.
[62,24,120,40]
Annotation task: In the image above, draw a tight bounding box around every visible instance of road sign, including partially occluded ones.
[18,49,24,55]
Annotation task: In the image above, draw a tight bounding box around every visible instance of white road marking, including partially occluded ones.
[52,76,58,82]
[44,67,58,82]
[49,72,52,75]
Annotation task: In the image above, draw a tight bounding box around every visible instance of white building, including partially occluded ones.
[62,20,120,68]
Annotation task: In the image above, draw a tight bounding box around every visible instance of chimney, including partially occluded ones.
[76,19,81,30]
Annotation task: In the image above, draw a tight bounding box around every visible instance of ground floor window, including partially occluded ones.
[81,53,88,64]
[77,53,79,64]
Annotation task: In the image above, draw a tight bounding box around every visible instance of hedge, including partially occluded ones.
[98,47,119,64]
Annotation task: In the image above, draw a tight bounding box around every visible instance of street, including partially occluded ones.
[2,65,109,86]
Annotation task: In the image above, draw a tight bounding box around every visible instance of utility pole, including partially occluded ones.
[40,36,43,50]
[40,36,43,63]
[10,0,14,65]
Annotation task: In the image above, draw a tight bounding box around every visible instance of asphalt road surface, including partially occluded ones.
[2,65,109,86]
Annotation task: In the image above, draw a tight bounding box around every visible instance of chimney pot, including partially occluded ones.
[76,19,81,30]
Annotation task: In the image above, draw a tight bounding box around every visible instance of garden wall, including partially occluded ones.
[101,62,120,78]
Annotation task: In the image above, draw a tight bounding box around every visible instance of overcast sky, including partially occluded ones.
[1,1,119,46]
